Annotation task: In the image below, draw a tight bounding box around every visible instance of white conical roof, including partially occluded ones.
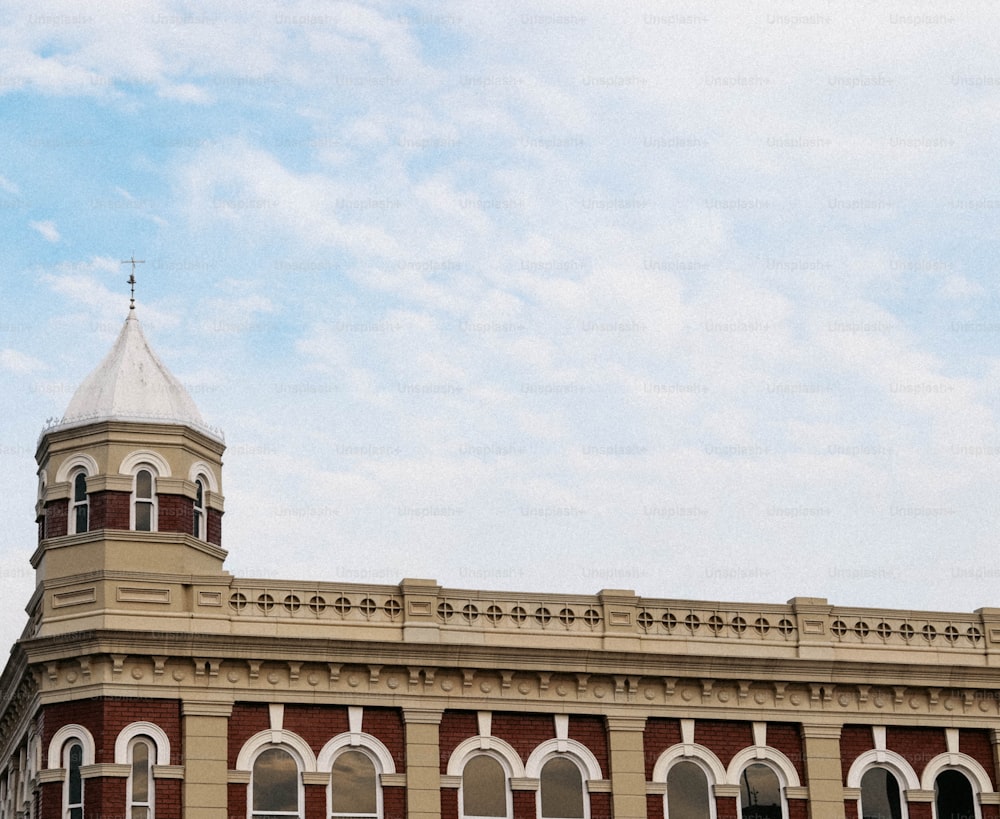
[48,309,222,441]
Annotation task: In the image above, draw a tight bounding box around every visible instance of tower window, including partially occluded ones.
[127,737,154,819]
[65,741,83,819]
[193,477,206,539]
[133,468,156,532]
[71,471,89,534]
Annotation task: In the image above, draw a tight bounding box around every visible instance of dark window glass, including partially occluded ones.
[667,760,711,819]
[330,750,377,817]
[67,742,83,819]
[860,767,902,819]
[73,472,88,533]
[740,763,782,819]
[463,755,507,817]
[135,469,153,531]
[130,739,152,819]
[540,757,584,819]
[193,478,205,538]
[253,748,299,817]
[935,770,976,819]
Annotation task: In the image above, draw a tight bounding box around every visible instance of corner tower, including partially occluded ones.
[30,305,228,639]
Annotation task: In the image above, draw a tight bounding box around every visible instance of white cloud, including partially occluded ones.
[30,220,59,243]
[0,349,44,374]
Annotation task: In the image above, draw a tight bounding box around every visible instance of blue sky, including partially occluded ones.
[2,1,1000,651]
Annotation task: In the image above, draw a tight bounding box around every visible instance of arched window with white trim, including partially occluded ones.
[64,741,83,819]
[461,754,511,819]
[251,747,301,819]
[127,736,154,819]
[132,467,157,532]
[934,769,978,819]
[738,762,784,819]
[666,759,714,819]
[329,749,380,819]
[192,476,207,539]
[70,471,89,534]
[539,756,586,819]
[860,766,904,819]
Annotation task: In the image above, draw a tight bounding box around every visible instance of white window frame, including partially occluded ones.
[126,736,155,819]
[248,745,304,819]
[69,470,89,535]
[664,757,718,819]
[459,751,514,819]
[328,746,382,819]
[131,466,158,532]
[535,753,589,819]
[62,740,84,819]
[735,761,787,819]
[193,476,207,539]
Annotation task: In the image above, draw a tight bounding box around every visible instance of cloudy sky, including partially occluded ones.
[1,1,999,651]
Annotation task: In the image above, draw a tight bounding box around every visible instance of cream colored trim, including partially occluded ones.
[152,765,185,779]
[114,722,172,765]
[47,725,95,768]
[188,462,219,492]
[652,744,727,785]
[919,752,992,792]
[445,736,525,778]
[80,763,130,778]
[235,729,317,772]
[316,733,396,774]
[845,750,919,789]
[726,746,801,788]
[119,450,171,477]
[228,770,251,784]
[54,454,99,485]
[525,740,603,779]
[380,773,407,787]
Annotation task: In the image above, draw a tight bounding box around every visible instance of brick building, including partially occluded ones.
[1,304,999,819]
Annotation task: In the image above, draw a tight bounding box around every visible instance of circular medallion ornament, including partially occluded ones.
[348,674,360,688]
[645,688,656,701]
[387,676,399,690]
[228,671,240,683]
[681,689,694,702]
[838,694,850,707]
[308,673,319,686]
[754,692,767,705]
[66,672,77,683]
[518,683,530,695]
[172,670,185,681]
[718,690,730,703]
[594,686,607,698]
[557,684,567,697]
[267,672,279,685]
[441,679,454,692]
[789,694,802,706]
[132,668,144,680]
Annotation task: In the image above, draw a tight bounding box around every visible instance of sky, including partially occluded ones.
[1,0,1000,653]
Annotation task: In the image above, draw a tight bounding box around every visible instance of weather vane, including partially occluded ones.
[121,255,145,310]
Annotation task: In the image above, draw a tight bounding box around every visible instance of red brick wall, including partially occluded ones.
[787,798,808,819]
[228,782,246,818]
[384,786,405,819]
[512,790,535,819]
[490,712,555,764]
[304,782,325,819]
[840,725,873,782]
[38,781,60,819]
[643,718,683,778]
[42,698,181,764]
[694,719,753,768]
[589,791,612,819]
[228,703,270,767]
[646,791,664,819]
[441,785,459,819]
[906,803,932,819]
[961,728,996,789]
[45,499,68,539]
[364,708,405,770]
[716,794,738,819]
[844,797,859,819]
[767,723,804,780]
[439,711,479,770]
[569,714,609,774]
[886,726,946,780]
[208,507,223,545]
[89,490,130,530]
[984,806,1000,819]
[282,703,350,754]
[156,778,181,819]
[158,493,192,535]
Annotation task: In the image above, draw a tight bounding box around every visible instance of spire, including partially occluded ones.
[121,255,145,312]
[47,310,222,442]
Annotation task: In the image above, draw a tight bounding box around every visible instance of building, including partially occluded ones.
[1,300,1000,819]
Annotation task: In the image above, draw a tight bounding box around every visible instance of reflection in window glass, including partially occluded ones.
[860,767,902,819]
[667,760,711,819]
[540,757,584,819]
[66,742,83,819]
[134,469,154,531]
[935,770,975,819]
[72,472,88,533]
[129,738,152,819]
[463,755,507,818]
[331,750,378,818]
[253,748,299,818]
[740,763,782,819]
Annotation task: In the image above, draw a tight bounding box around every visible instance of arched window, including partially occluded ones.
[666,760,713,819]
[739,763,783,819]
[64,741,83,819]
[251,748,301,819]
[861,766,903,819]
[539,756,586,819]
[193,476,206,539]
[935,770,977,819]
[128,736,154,819]
[133,467,156,532]
[70,471,89,534]
[462,754,510,819]
[330,749,379,819]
